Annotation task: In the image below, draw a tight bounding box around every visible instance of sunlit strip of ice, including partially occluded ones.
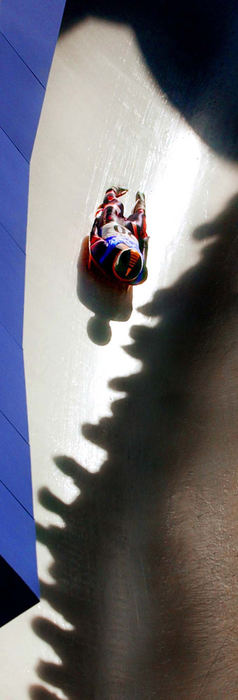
[146,123,203,293]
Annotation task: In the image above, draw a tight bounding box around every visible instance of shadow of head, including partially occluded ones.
[194,193,238,242]
[30,685,60,699]
[77,236,133,344]
[87,314,112,345]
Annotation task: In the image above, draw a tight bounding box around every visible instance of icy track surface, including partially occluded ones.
[1,17,238,700]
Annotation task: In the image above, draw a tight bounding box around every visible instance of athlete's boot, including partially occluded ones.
[134,191,146,213]
[107,186,128,197]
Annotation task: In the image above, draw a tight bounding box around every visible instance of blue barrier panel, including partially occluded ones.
[0,33,44,160]
[0,128,29,251]
[0,0,66,87]
[0,412,33,516]
[0,223,25,345]
[0,0,66,625]
[0,325,29,442]
[0,555,38,628]
[0,482,40,598]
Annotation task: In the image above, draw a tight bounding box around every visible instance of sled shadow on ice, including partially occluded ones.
[77,236,133,345]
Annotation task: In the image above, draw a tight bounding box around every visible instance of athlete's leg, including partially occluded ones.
[125,192,147,244]
[95,187,127,226]
[100,188,124,225]
[89,187,127,272]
